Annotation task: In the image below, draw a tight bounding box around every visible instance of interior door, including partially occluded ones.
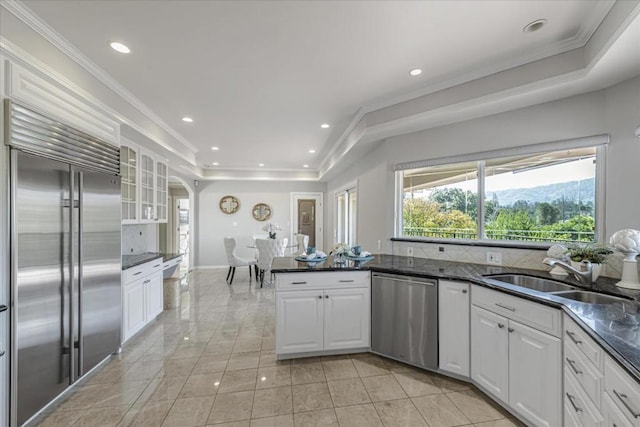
[13,151,71,425]
[291,193,323,251]
[77,168,122,375]
[297,199,316,246]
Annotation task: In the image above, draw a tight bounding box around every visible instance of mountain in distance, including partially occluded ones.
[487,178,595,207]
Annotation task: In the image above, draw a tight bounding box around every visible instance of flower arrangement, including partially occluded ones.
[329,242,350,256]
[566,243,613,264]
[261,222,281,239]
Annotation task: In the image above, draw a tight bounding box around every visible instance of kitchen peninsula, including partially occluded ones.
[272,254,640,426]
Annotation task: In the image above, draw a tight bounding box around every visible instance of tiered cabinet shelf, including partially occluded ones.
[120,142,139,224]
[139,148,156,223]
[155,158,168,223]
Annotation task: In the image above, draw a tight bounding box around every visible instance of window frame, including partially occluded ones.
[394,138,608,247]
[335,181,358,247]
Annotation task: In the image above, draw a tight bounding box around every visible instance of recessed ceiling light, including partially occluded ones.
[109,41,130,54]
[320,123,330,129]
[258,163,264,167]
[182,117,194,123]
[211,146,219,150]
[309,149,316,154]
[303,164,309,168]
[523,19,547,33]
[212,162,219,166]
[409,68,422,76]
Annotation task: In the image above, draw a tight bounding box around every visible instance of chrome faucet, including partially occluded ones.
[543,257,593,286]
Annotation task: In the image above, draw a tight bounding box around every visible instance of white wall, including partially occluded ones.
[325,76,640,278]
[196,180,326,268]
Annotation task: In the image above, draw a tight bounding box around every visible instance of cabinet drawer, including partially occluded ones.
[472,286,561,337]
[565,371,604,427]
[564,314,603,372]
[276,271,370,291]
[162,256,181,270]
[565,339,603,409]
[124,258,163,283]
[603,391,635,427]
[605,356,640,425]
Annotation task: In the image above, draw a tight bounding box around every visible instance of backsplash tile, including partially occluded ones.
[391,241,627,279]
[122,224,158,255]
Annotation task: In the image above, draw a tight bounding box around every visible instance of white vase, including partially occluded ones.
[570,261,602,282]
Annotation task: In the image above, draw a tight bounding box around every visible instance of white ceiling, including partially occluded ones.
[16,0,621,178]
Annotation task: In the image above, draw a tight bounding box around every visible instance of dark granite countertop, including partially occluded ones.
[272,254,640,382]
[122,252,182,270]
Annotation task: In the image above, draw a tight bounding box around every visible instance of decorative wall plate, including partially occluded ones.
[219,195,239,214]
[252,203,272,221]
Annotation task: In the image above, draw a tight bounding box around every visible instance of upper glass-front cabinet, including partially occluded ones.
[120,144,138,223]
[120,142,168,224]
[155,159,168,222]
[140,149,156,222]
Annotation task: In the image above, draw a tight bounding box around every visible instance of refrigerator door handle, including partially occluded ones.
[77,171,84,376]
[68,169,76,383]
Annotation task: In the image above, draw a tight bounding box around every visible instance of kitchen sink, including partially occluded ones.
[550,290,631,305]
[484,274,578,293]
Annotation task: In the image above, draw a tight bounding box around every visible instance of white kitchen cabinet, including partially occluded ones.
[120,142,167,224]
[123,278,146,340]
[145,271,164,321]
[603,390,634,427]
[139,149,168,224]
[122,258,164,343]
[120,141,139,224]
[604,355,640,426]
[139,148,156,223]
[471,286,561,426]
[275,271,370,358]
[276,290,324,354]
[471,305,509,403]
[155,158,168,223]
[323,287,370,351]
[439,280,470,377]
[509,320,562,427]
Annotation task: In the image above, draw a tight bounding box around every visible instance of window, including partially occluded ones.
[336,186,357,246]
[398,145,602,244]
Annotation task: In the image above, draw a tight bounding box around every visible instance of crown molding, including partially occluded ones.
[202,168,319,181]
[317,1,616,179]
[1,0,199,155]
[0,36,200,170]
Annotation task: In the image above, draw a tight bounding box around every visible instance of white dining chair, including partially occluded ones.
[255,238,287,287]
[296,234,309,254]
[224,236,257,285]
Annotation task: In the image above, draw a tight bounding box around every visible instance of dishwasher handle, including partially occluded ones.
[372,274,436,286]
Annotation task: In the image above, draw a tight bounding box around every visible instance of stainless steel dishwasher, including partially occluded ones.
[371,273,438,370]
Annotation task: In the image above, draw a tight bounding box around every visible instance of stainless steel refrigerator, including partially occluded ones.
[6,101,122,426]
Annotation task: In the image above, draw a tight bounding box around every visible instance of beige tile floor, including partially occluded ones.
[34,269,525,427]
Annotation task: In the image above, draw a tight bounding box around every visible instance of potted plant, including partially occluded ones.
[566,243,613,281]
[261,222,281,239]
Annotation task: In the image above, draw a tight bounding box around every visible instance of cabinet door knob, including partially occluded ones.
[508,327,514,333]
[498,323,505,328]
[317,295,322,299]
[462,289,468,294]
[325,295,329,299]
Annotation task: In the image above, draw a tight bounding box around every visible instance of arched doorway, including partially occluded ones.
[159,176,195,274]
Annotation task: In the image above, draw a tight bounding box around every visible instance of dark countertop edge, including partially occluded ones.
[272,255,640,383]
[122,252,182,270]
[390,237,551,251]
